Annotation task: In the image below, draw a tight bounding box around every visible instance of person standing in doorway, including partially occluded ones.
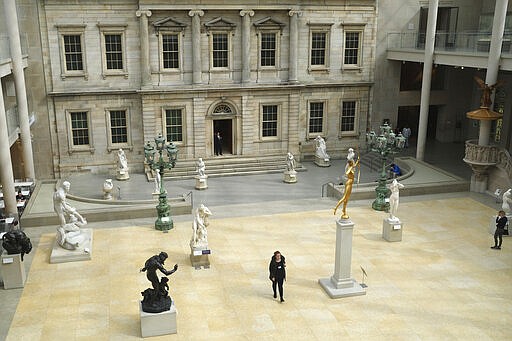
[492,210,508,250]
[269,251,286,302]
[402,126,411,148]
[214,131,223,156]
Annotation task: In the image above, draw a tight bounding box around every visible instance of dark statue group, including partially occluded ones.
[2,230,32,261]
[140,251,178,313]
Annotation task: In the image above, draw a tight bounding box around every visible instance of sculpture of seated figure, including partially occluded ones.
[190,204,212,248]
[315,136,330,160]
[502,188,512,215]
[53,181,88,250]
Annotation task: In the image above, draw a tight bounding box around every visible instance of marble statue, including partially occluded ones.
[388,179,405,221]
[286,152,296,172]
[116,148,130,180]
[2,230,32,261]
[334,149,360,219]
[314,136,330,159]
[502,188,512,215]
[103,179,113,200]
[53,181,86,227]
[140,251,178,313]
[191,204,212,248]
[196,158,206,177]
[153,169,162,194]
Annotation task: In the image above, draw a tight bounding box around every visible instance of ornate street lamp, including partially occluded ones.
[366,123,406,211]
[144,133,178,231]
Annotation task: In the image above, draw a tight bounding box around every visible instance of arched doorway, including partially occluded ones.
[208,102,238,156]
[213,119,232,155]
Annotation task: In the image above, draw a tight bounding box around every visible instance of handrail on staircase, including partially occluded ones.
[321,182,333,198]
[183,191,193,209]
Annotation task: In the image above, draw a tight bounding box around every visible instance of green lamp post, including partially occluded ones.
[144,133,178,231]
[366,123,406,211]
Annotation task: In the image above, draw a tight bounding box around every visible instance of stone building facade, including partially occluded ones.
[38,0,377,176]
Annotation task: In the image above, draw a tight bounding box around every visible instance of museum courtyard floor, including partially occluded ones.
[1,141,511,340]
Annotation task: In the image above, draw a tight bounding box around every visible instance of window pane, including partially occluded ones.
[262,105,278,137]
[105,34,123,70]
[110,110,128,144]
[213,33,228,68]
[165,109,183,142]
[162,34,179,69]
[311,32,326,65]
[344,32,360,65]
[63,35,83,71]
[70,112,89,145]
[309,102,324,133]
[341,101,356,132]
[260,33,276,67]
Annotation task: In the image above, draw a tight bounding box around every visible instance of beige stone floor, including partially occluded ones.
[6,197,512,340]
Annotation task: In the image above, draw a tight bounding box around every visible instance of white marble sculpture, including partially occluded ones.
[315,136,330,159]
[53,181,88,250]
[116,148,130,180]
[103,179,114,200]
[195,158,208,190]
[388,179,405,221]
[190,204,212,249]
[196,158,206,177]
[153,169,162,194]
[502,188,512,215]
[284,152,297,183]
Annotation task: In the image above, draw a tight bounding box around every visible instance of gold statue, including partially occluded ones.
[334,149,360,219]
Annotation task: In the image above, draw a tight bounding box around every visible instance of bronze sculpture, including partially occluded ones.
[140,251,178,313]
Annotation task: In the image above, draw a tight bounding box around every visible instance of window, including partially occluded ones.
[341,101,357,134]
[57,25,87,79]
[70,111,90,146]
[105,34,123,70]
[109,110,128,144]
[165,109,183,142]
[162,33,179,69]
[98,24,127,77]
[212,33,229,68]
[63,35,83,71]
[260,32,276,67]
[341,24,365,68]
[311,32,327,66]
[262,105,278,138]
[309,102,324,135]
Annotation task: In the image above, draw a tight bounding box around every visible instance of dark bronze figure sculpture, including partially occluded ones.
[140,251,178,313]
[2,230,32,261]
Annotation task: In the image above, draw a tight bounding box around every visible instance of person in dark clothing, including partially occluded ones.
[492,210,508,250]
[269,251,286,302]
[214,132,223,156]
[389,163,401,178]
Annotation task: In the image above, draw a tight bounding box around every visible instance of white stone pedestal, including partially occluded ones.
[140,301,177,337]
[190,246,210,269]
[319,219,366,298]
[283,170,297,183]
[383,218,403,242]
[50,228,93,264]
[195,175,208,190]
[116,170,130,181]
[1,253,26,289]
[314,156,331,167]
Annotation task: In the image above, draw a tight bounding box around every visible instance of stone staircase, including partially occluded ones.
[148,154,306,180]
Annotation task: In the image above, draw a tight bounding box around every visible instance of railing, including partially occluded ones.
[387,31,512,55]
[6,106,19,138]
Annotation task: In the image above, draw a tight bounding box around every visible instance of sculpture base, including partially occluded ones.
[190,246,210,269]
[195,176,208,190]
[140,301,177,338]
[155,217,173,231]
[283,171,297,183]
[116,171,130,181]
[382,218,403,242]
[314,156,331,167]
[318,277,366,298]
[1,253,26,289]
[50,228,93,264]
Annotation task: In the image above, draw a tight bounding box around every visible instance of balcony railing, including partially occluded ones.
[0,34,29,61]
[387,32,512,55]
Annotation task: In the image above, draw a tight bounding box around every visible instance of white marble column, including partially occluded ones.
[189,10,204,85]
[416,0,438,161]
[240,10,254,83]
[136,9,152,87]
[288,10,301,83]
[479,0,509,146]
[3,0,35,180]
[0,85,17,216]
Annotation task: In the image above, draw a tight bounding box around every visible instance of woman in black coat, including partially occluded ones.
[269,251,286,302]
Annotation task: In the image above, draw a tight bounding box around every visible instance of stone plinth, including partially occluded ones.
[195,175,208,190]
[140,301,177,337]
[190,246,210,269]
[50,228,93,263]
[319,219,366,298]
[383,218,403,242]
[116,170,130,181]
[283,170,297,183]
[1,253,26,289]
[314,156,331,167]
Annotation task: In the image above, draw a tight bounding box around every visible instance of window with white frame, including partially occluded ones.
[98,24,127,77]
[341,24,364,68]
[57,25,87,79]
[162,33,180,69]
[212,32,229,68]
[165,108,184,142]
[261,105,278,138]
[69,111,90,147]
[108,110,130,147]
[340,100,357,134]
[260,32,277,67]
[308,24,332,70]
[308,102,325,135]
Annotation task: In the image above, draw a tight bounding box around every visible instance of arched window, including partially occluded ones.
[213,104,233,114]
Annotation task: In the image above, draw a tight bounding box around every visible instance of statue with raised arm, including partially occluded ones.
[334,149,360,219]
[502,188,512,215]
[388,179,405,221]
[140,251,178,313]
[191,204,212,248]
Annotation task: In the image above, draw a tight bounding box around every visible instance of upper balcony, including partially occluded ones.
[0,34,29,77]
[386,31,512,71]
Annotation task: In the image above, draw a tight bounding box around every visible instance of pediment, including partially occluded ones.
[253,17,285,29]
[204,17,237,31]
[153,17,187,32]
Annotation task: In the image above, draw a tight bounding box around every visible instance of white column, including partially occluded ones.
[288,10,301,83]
[416,0,438,161]
[189,10,204,85]
[136,10,152,87]
[240,10,254,83]
[0,85,17,216]
[479,0,509,146]
[3,0,35,179]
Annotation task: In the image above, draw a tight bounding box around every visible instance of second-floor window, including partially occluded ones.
[70,111,90,146]
[311,32,327,66]
[98,24,127,77]
[262,105,278,138]
[343,30,363,67]
[162,33,179,69]
[260,32,276,67]
[165,109,183,142]
[309,102,325,135]
[105,34,123,70]
[212,33,229,68]
[109,110,128,144]
[63,35,83,71]
[340,101,357,134]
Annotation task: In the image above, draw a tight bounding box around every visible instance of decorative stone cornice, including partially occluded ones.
[136,10,152,18]
[288,10,303,17]
[240,10,254,17]
[188,9,204,17]
[463,139,499,165]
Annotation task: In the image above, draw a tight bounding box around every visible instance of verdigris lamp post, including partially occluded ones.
[366,123,406,211]
[144,133,178,231]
